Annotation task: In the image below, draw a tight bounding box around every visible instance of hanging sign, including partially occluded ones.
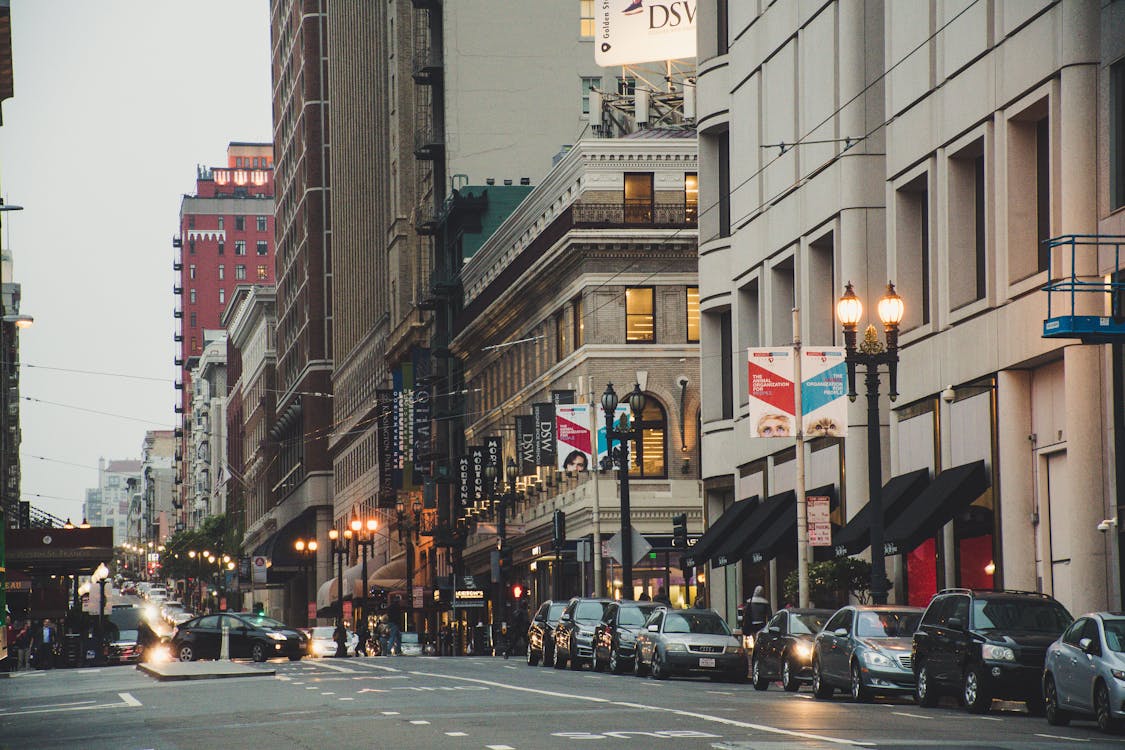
[595,0,698,67]
[532,403,556,467]
[556,404,594,472]
[807,496,832,546]
[516,415,536,476]
[801,349,848,438]
[747,348,795,438]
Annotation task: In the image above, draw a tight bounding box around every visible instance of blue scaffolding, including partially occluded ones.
[1042,234,1125,343]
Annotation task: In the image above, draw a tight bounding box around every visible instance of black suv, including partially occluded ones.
[553,598,614,670]
[911,588,1072,714]
[527,600,567,667]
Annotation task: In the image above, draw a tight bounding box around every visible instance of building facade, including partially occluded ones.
[92,459,142,546]
[188,332,228,527]
[696,0,1125,621]
[127,430,176,549]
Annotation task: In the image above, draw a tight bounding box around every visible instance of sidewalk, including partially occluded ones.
[138,660,275,682]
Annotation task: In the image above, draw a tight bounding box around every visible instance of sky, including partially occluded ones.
[0,1,272,522]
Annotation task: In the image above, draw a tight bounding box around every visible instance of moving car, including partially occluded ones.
[634,608,746,682]
[751,608,834,691]
[553,598,614,670]
[160,601,186,623]
[593,601,661,673]
[106,605,147,664]
[527,600,567,667]
[1043,612,1125,732]
[912,588,1072,714]
[812,605,924,701]
[172,612,308,662]
[399,632,423,656]
[305,626,358,657]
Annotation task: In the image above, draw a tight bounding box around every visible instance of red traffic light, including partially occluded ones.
[511,584,523,599]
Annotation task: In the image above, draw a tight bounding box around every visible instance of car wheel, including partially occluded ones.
[781,655,800,692]
[963,664,991,714]
[554,648,568,669]
[915,662,939,707]
[177,644,195,662]
[569,654,584,671]
[527,647,540,667]
[543,645,554,668]
[850,661,872,703]
[592,654,606,672]
[634,651,648,677]
[1043,675,1069,726]
[650,649,669,680]
[1096,681,1120,733]
[752,656,769,691]
[288,654,302,662]
[609,649,622,674]
[812,658,833,699]
[251,642,267,663]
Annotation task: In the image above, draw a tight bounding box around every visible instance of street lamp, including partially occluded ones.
[837,280,904,606]
[91,562,110,666]
[395,499,423,635]
[351,517,377,646]
[601,382,647,601]
[327,527,352,657]
[294,538,318,627]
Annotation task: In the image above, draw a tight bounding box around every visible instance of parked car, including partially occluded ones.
[146,586,168,601]
[1043,612,1125,732]
[305,626,358,657]
[751,608,834,691]
[554,598,614,670]
[527,600,567,667]
[812,605,924,701]
[172,612,308,662]
[912,588,1072,714]
[106,605,147,665]
[633,608,746,682]
[399,631,423,656]
[592,601,662,673]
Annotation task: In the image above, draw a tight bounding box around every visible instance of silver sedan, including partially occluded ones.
[1044,612,1125,732]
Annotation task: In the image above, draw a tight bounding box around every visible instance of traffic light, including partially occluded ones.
[672,512,688,549]
[510,582,524,601]
[552,509,566,549]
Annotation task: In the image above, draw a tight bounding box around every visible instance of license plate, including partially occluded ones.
[699,657,716,668]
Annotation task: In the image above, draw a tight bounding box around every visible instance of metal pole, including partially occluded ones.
[588,379,604,596]
[866,361,888,605]
[335,547,347,657]
[497,488,507,626]
[619,433,633,601]
[96,579,107,666]
[360,540,368,647]
[793,308,809,608]
[405,536,414,631]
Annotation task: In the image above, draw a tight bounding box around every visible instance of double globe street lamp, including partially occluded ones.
[350,517,378,648]
[395,499,424,634]
[836,281,904,606]
[327,527,352,657]
[294,538,319,626]
[600,382,647,601]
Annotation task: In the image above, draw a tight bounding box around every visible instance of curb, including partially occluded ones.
[137,663,276,682]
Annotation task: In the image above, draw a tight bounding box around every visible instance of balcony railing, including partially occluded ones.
[572,202,697,227]
[412,45,442,85]
[413,127,444,161]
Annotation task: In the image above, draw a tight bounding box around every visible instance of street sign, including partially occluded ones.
[808,496,832,547]
[605,528,651,565]
[413,585,424,609]
[252,555,268,584]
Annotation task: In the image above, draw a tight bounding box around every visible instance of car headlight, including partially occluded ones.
[725,646,745,655]
[619,634,635,645]
[1112,669,1125,681]
[665,642,688,652]
[981,644,1015,662]
[745,634,755,650]
[792,642,812,660]
[863,651,894,668]
[268,632,288,641]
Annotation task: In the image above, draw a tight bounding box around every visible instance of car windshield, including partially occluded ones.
[855,611,922,638]
[619,605,656,627]
[108,608,146,631]
[116,629,138,642]
[575,601,610,622]
[1104,619,1125,652]
[972,599,1072,633]
[547,603,567,622]
[790,613,828,635]
[238,615,286,629]
[663,613,730,635]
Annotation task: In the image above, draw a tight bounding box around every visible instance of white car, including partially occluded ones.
[306,626,358,657]
[161,601,185,623]
[399,632,423,656]
[147,586,168,600]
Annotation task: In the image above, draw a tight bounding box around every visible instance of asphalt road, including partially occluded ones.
[4,653,1125,749]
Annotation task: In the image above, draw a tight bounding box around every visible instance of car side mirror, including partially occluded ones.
[1080,637,1098,655]
[647,624,659,632]
[768,625,781,633]
[946,617,964,630]
[560,613,571,622]
[833,628,848,638]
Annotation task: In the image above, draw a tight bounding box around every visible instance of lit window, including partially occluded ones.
[257,240,268,256]
[624,173,654,223]
[218,264,225,280]
[257,216,267,232]
[580,0,595,38]
[189,264,196,280]
[257,265,267,280]
[573,296,584,348]
[686,287,699,342]
[685,173,698,223]
[626,287,655,343]
[629,398,667,478]
[235,241,246,255]
[236,265,247,280]
[219,288,226,305]
[581,76,601,116]
[189,288,197,304]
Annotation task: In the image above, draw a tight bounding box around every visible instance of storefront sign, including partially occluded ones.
[413,585,425,609]
[252,555,269,585]
[470,445,485,503]
[454,588,486,608]
[458,454,472,509]
[807,496,832,547]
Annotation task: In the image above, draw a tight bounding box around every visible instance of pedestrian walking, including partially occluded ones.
[654,586,671,606]
[744,585,772,637]
[355,618,369,657]
[15,621,31,671]
[36,619,56,669]
[386,600,402,655]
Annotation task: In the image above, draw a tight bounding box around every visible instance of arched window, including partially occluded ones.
[630,396,667,478]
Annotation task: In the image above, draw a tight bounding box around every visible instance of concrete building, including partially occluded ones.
[127,430,176,548]
[188,332,228,527]
[695,0,1125,621]
[91,459,142,546]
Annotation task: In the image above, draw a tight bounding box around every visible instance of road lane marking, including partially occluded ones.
[339,697,354,701]
[382,711,400,715]
[119,693,142,707]
[407,670,873,746]
[973,716,1002,721]
[486,745,515,749]
[304,660,359,673]
[891,712,931,720]
[410,719,430,725]
[2,696,142,717]
[446,732,468,737]
[321,692,335,695]
[1036,734,1089,742]
[0,700,96,711]
[793,694,813,699]
[343,660,401,673]
[706,690,733,695]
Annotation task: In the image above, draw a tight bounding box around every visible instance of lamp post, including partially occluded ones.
[350,517,377,646]
[395,499,423,633]
[328,527,351,657]
[601,383,647,601]
[91,562,110,666]
[294,538,319,627]
[836,281,904,606]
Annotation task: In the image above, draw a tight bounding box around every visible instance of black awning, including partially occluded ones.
[883,461,990,556]
[709,490,795,568]
[681,496,759,568]
[831,468,931,558]
[747,484,838,564]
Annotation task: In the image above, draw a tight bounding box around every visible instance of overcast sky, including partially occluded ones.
[0,1,272,522]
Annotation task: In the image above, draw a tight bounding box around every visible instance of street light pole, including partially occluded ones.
[396,499,422,633]
[328,527,351,657]
[601,383,647,601]
[350,517,377,647]
[837,281,904,606]
[294,538,318,626]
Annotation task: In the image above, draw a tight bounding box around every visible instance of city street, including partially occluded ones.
[4,655,1125,749]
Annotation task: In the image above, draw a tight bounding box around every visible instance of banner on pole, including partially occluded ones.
[747,348,796,438]
[515,415,536,476]
[532,403,556,467]
[801,348,848,438]
[556,404,594,472]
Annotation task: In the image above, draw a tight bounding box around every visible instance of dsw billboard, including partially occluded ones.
[595,0,697,67]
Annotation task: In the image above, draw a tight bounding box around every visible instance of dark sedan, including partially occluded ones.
[554,598,614,670]
[171,612,307,662]
[528,600,567,667]
[812,605,924,701]
[634,608,746,682]
[751,608,834,691]
[593,601,661,673]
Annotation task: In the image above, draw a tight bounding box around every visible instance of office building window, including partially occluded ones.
[257,265,267,280]
[256,240,268,256]
[1113,60,1125,210]
[720,310,733,419]
[236,264,247,280]
[624,172,654,223]
[188,215,195,229]
[218,241,225,256]
[189,264,196,280]
[257,215,267,232]
[573,296,584,348]
[190,312,197,327]
[896,176,931,328]
[189,288,196,304]
[191,336,197,351]
[555,311,567,360]
[626,287,655,342]
[218,264,225,280]
[718,131,730,237]
[189,240,196,255]
[948,139,987,308]
[685,172,698,223]
[629,398,667,478]
[235,216,245,231]
[617,76,636,96]
[235,240,246,256]
[686,287,700,342]
[581,76,601,116]
[219,288,225,305]
[580,0,595,38]
[717,0,728,55]
[217,217,225,230]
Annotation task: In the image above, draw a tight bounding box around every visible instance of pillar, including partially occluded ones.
[997,370,1036,590]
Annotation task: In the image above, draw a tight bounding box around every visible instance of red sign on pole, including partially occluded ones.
[308,602,317,620]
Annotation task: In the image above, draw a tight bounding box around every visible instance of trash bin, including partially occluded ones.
[62,633,82,668]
